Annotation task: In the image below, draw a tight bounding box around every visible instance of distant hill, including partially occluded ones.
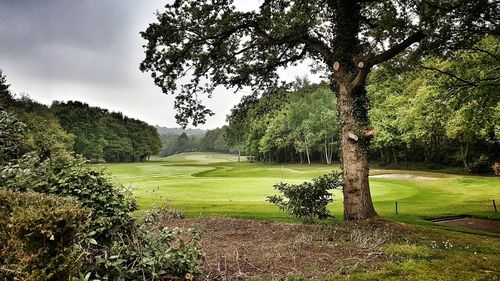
[155,126,207,136]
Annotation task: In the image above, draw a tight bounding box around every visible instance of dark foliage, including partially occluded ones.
[0,189,91,281]
[51,101,161,162]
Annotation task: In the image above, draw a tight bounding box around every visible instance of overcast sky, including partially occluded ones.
[0,0,316,129]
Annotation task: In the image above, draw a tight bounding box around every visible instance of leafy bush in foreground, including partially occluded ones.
[1,151,136,241]
[82,207,204,281]
[267,172,343,222]
[0,189,91,281]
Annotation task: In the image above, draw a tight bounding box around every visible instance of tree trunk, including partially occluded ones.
[392,148,398,166]
[337,82,378,220]
[459,141,469,170]
[324,142,331,165]
[305,145,311,165]
[238,149,241,163]
[328,135,335,163]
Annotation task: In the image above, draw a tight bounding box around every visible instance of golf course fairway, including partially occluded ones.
[101,152,500,226]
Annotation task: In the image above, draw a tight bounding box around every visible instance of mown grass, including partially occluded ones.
[100,152,500,280]
[102,152,499,225]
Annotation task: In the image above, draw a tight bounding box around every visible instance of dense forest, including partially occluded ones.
[0,72,161,163]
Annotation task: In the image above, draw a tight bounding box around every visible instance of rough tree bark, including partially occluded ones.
[332,0,378,220]
[336,80,378,220]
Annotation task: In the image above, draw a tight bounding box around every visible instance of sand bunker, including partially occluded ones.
[370,174,437,180]
[435,217,500,234]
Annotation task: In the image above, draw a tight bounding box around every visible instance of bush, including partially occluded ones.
[141,203,186,225]
[0,189,91,281]
[83,208,204,281]
[468,155,492,174]
[0,151,136,241]
[267,171,343,222]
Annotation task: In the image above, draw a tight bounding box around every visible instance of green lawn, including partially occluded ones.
[101,152,500,226]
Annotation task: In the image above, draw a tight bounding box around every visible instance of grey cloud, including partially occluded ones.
[0,0,144,86]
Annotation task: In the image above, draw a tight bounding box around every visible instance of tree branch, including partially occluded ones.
[422,66,476,86]
[366,30,428,66]
[253,23,334,63]
[472,46,500,61]
[352,30,428,88]
[299,34,335,63]
[421,65,500,88]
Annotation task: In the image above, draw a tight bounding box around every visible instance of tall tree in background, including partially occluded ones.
[0,70,13,108]
[140,0,498,220]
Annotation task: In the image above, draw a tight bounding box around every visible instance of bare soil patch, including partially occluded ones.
[436,217,500,234]
[370,173,437,180]
[160,217,412,280]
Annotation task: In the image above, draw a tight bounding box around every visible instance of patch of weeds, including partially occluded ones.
[287,275,307,281]
[429,240,454,250]
[323,222,395,252]
[142,202,186,225]
[384,244,435,261]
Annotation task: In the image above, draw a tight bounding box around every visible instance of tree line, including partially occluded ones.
[224,81,339,164]
[221,37,499,172]
[0,72,161,163]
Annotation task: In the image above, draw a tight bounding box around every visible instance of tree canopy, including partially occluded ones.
[0,72,161,163]
[141,0,498,126]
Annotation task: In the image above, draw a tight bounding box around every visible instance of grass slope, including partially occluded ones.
[103,152,500,225]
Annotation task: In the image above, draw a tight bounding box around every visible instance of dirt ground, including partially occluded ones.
[160,217,410,280]
[437,217,500,234]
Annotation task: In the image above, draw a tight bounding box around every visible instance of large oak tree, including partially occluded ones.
[140,0,498,220]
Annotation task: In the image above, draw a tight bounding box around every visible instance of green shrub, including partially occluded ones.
[0,151,136,241]
[83,209,204,281]
[0,189,91,281]
[267,171,343,222]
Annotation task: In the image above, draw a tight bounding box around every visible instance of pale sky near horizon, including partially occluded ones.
[0,0,319,129]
